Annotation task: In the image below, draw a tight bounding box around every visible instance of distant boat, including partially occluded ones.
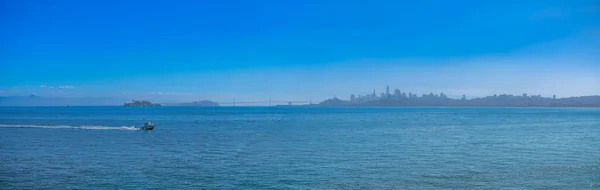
[136,122,156,130]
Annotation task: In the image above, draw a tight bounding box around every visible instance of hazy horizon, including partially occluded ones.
[2,0,599,104]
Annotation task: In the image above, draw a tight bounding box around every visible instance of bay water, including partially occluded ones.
[1,107,599,189]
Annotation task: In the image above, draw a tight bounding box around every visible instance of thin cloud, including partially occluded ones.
[59,85,75,89]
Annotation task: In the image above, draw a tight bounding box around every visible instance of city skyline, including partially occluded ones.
[319,85,600,107]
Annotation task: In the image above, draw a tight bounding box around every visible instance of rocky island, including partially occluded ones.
[124,100,161,107]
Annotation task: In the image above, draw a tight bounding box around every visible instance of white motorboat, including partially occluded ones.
[137,122,156,130]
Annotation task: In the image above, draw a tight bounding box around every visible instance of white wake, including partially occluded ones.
[0,124,140,130]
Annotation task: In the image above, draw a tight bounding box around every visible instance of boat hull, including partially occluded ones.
[138,126,154,130]
[137,123,156,130]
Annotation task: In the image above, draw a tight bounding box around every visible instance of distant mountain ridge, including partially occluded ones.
[173,100,220,106]
[0,95,127,106]
[0,96,221,107]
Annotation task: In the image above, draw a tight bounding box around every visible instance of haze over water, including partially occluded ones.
[1,107,599,189]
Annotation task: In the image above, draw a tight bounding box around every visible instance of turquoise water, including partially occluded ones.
[1,107,599,189]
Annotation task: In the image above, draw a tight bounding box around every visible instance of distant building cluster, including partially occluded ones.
[346,85,449,104]
[318,85,600,107]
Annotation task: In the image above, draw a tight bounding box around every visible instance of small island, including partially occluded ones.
[176,100,219,106]
[124,100,161,107]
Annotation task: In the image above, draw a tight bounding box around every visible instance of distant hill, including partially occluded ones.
[173,100,219,106]
[318,97,348,106]
[0,95,127,106]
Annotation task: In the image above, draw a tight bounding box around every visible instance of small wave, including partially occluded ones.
[0,124,140,130]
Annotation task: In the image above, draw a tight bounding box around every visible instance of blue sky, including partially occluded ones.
[1,0,599,103]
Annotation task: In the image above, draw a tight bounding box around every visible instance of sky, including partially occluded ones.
[1,0,599,104]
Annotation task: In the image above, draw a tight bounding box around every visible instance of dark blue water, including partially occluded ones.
[1,107,599,189]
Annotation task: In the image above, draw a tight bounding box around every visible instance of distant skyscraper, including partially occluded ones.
[372,89,377,98]
[386,85,390,98]
[351,94,355,101]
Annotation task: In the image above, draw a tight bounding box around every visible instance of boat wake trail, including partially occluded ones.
[0,124,140,130]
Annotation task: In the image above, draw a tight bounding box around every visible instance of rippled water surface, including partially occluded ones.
[1,107,599,189]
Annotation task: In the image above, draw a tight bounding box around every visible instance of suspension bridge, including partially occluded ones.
[216,99,311,106]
